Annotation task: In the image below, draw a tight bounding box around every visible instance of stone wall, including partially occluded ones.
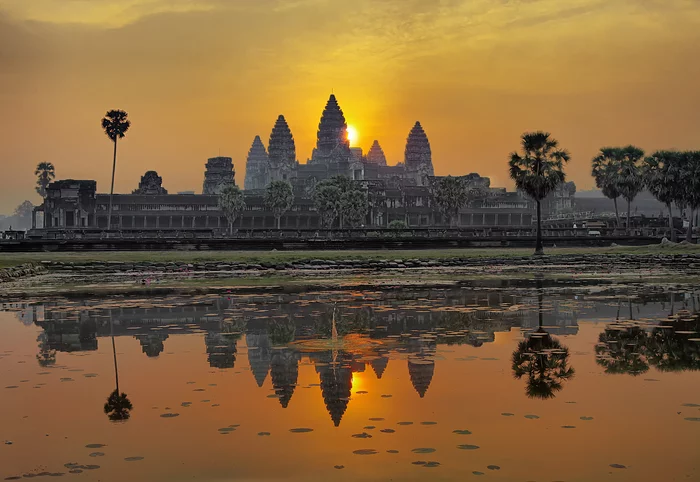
[0,263,47,282]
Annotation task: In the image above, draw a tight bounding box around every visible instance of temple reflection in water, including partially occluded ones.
[5,284,700,426]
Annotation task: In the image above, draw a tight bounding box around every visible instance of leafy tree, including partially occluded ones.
[591,147,623,227]
[218,185,246,234]
[34,162,55,199]
[313,184,342,228]
[643,151,682,241]
[101,110,131,231]
[677,151,700,243]
[264,180,294,229]
[509,132,570,255]
[617,146,645,233]
[339,189,368,227]
[430,176,486,227]
[367,186,386,227]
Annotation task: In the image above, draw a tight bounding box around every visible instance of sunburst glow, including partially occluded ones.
[346,125,358,146]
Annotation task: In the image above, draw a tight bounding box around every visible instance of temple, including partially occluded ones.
[32,93,576,233]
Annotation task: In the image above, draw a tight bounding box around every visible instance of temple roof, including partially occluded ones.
[268,115,296,168]
[315,94,350,157]
[366,140,388,166]
[248,136,268,162]
[404,121,432,168]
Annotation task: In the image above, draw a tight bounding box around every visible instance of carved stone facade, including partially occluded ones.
[366,140,387,166]
[243,136,269,190]
[267,115,297,183]
[404,122,434,186]
[202,157,235,195]
[133,171,168,195]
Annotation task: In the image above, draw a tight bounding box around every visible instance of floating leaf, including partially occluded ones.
[524,415,540,420]
[387,450,399,454]
[487,465,501,470]
[501,413,514,417]
[681,403,700,408]
[580,416,594,421]
[353,449,378,455]
[411,448,436,454]
[257,432,271,436]
[457,445,480,450]
[684,417,700,422]
[397,422,413,425]
[369,417,385,421]
[412,461,427,466]
[380,429,395,433]
[334,465,344,470]
[561,425,576,429]
[89,452,105,457]
[420,421,437,425]
[609,464,626,469]
[352,433,372,439]
[160,413,179,418]
[453,430,472,435]
[124,457,144,462]
[290,428,313,433]
[423,461,441,468]
[85,444,106,449]
[472,471,485,476]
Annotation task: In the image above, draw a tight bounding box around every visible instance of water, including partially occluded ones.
[1,280,699,481]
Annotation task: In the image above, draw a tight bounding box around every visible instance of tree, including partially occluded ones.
[367,186,386,227]
[34,162,55,199]
[617,146,645,234]
[339,189,368,227]
[313,184,342,228]
[104,389,133,422]
[643,151,682,242]
[430,176,467,227]
[101,109,131,231]
[264,180,294,229]
[218,185,246,235]
[677,151,700,243]
[388,220,407,229]
[591,147,623,227]
[509,132,570,255]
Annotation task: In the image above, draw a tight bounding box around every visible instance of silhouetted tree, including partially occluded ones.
[264,180,294,229]
[339,189,368,227]
[34,162,55,199]
[594,324,650,375]
[104,389,133,421]
[643,151,682,241]
[592,147,623,227]
[101,110,130,231]
[617,146,645,234]
[677,151,700,243]
[218,185,246,235]
[313,184,342,228]
[509,132,570,255]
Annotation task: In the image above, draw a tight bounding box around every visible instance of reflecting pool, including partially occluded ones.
[1,280,699,481]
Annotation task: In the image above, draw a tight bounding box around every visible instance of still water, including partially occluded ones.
[1,281,699,481]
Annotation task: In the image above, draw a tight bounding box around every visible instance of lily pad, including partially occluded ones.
[352,433,372,439]
[524,414,540,420]
[473,471,485,476]
[380,429,395,433]
[580,416,594,421]
[457,444,480,450]
[387,450,399,454]
[412,461,427,466]
[453,429,472,435]
[609,464,626,469]
[353,449,378,455]
[289,428,314,433]
[681,403,700,407]
[684,417,700,422]
[381,394,393,398]
[420,421,437,425]
[412,448,436,454]
[423,461,441,468]
[487,465,501,470]
[501,413,515,417]
[124,457,144,462]
[356,391,368,394]
[369,417,385,421]
[160,413,179,418]
[397,421,413,425]
[334,465,344,469]
[85,444,106,449]
[89,452,105,457]
[257,432,271,436]
[561,425,576,429]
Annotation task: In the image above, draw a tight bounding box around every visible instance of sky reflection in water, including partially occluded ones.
[1,282,699,481]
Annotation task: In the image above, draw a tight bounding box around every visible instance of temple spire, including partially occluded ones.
[267,115,296,183]
[311,94,351,164]
[404,121,434,186]
[244,135,269,190]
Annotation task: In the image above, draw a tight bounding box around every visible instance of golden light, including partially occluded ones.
[346,125,358,146]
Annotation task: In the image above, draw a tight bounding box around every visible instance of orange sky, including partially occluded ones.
[1,0,700,212]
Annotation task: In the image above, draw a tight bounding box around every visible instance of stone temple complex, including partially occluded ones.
[243,94,436,190]
[31,93,576,233]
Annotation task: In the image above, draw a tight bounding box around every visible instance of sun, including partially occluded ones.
[346,125,358,146]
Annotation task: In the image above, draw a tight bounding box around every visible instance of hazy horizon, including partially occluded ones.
[2,0,700,213]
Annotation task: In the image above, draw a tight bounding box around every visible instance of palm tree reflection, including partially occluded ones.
[511,279,575,399]
[104,313,133,421]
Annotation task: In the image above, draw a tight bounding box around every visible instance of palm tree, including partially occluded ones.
[263,180,294,229]
[509,132,570,255]
[594,325,650,376]
[101,110,131,231]
[643,151,681,242]
[591,147,623,228]
[34,162,56,199]
[218,185,246,235]
[678,151,700,243]
[104,312,132,421]
[617,146,645,234]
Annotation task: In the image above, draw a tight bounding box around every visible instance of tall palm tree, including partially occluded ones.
[101,110,131,231]
[678,151,700,243]
[509,132,570,255]
[34,162,56,199]
[617,146,645,234]
[643,151,681,242]
[104,312,132,421]
[591,147,623,228]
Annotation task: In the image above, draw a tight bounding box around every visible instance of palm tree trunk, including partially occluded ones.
[535,200,543,255]
[613,197,620,229]
[687,207,694,243]
[667,203,675,242]
[107,139,118,231]
[626,199,631,235]
[109,313,119,394]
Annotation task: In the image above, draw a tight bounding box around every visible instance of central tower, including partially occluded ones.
[311,94,352,170]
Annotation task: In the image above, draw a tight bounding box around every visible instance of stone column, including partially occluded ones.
[169,216,173,228]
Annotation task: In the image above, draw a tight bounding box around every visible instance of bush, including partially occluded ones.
[388,220,407,230]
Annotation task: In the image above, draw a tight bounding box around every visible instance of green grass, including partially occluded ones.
[1,244,699,269]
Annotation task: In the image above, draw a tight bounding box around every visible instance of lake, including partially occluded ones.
[1,279,699,481]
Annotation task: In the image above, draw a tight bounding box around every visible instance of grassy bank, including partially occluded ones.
[1,244,700,269]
